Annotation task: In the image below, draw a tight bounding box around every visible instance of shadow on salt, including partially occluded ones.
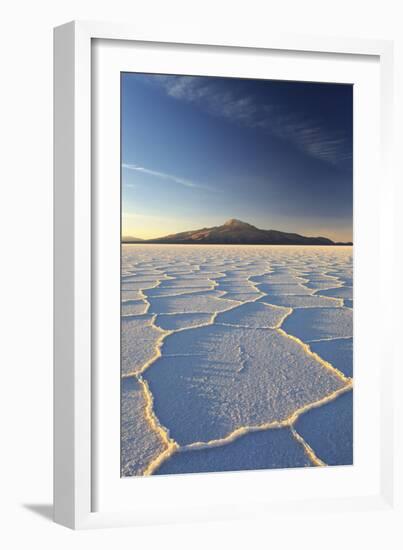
[154,427,312,475]
[309,338,353,377]
[317,286,353,300]
[259,293,341,309]
[282,307,353,342]
[294,390,353,466]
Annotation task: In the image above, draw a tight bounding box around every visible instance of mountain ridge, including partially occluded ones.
[122,236,144,242]
[122,219,352,246]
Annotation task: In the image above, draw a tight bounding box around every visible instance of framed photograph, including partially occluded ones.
[54,21,396,529]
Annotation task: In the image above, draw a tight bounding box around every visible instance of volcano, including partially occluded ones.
[125,219,351,245]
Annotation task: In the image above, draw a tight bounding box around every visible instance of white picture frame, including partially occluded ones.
[54,20,397,530]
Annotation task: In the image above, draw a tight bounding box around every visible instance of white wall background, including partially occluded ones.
[0,0,401,547]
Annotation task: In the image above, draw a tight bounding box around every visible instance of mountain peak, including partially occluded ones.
[223,218,251,227]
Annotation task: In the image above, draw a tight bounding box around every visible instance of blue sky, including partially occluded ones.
[122,73,353,241]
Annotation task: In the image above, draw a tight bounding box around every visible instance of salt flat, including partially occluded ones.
[121,244,353,475]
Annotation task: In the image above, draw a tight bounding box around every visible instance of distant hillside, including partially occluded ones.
[127,219,351,245]
[122,236,144,243]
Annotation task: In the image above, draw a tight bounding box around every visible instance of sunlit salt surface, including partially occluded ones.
[121,300,148,316]
[144,324,346,445]
[121,376,166,476]
[121,244,353,476]
[215,301,289,328]
[154,312,213,331]
[121,315,164,376]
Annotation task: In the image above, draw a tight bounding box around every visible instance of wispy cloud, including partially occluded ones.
[149,76,351,166]
[122,163,210,190]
